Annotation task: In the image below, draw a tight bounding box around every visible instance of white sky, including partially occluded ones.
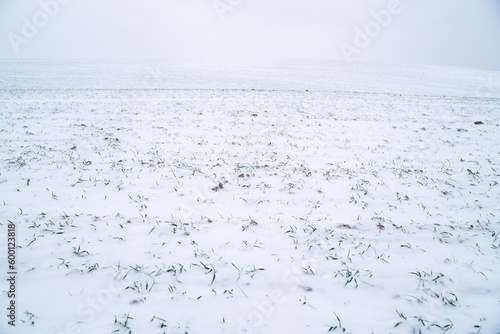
[0,0,499,69]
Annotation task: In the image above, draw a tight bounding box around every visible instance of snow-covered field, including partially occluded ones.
[1,60,500,334]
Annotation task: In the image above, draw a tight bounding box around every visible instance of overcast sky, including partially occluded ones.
[0,0,499,69]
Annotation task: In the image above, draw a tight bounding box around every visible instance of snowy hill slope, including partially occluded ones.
[0,59,499,97]
[0,60,499,334]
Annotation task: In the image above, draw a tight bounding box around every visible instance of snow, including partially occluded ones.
[0,60,499,334]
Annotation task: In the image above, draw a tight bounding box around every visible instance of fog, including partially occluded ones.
[1,0,499,69]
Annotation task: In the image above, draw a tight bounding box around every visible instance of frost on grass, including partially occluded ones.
[0,72,499,333]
